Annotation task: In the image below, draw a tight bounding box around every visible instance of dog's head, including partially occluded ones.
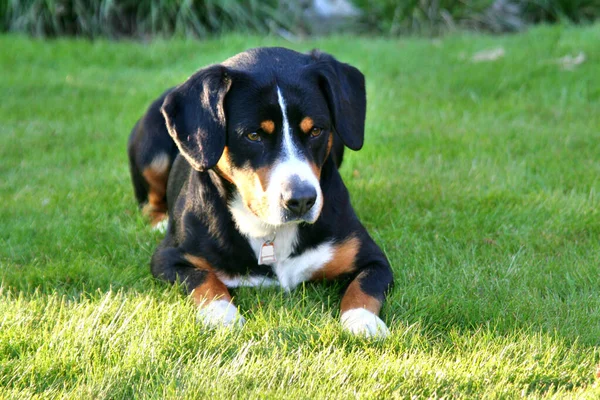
[161,47,366,227]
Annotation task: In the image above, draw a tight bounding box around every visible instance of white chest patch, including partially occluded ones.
[272,241,334,291]
[229,193,334,291]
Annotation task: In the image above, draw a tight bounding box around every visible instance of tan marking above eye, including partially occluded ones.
[300,117,314,134]
[215,147,234,183]
[260,120,275,134]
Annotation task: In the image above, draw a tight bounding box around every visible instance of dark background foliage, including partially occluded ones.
[1,0,599,39]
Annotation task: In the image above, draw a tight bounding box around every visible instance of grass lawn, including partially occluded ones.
[1,24,600,398]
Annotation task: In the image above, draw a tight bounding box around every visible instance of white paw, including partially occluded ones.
[197,300,245,328]
[152,218,169,233]
[341,308,390,339]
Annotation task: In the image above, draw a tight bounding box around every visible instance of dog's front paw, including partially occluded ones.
[341,308,390,339]
[152,218,169,233]
[197,300,245,328]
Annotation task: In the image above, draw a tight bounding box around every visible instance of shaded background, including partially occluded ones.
[2,0,600,39]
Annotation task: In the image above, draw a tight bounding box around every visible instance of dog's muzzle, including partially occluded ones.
[281,177,318,218]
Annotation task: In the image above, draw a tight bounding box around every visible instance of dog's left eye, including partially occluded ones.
[310,127,323,138]
[246,132,262,142]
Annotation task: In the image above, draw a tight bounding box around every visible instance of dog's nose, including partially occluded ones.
[282,184,317,217]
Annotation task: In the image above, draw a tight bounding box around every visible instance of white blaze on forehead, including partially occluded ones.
[276,87,297,160]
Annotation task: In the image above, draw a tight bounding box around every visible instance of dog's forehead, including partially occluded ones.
[222,47,331,131]
[224,53,327,123]
[222,47,313,75]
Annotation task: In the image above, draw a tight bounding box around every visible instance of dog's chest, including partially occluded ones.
[229,196,333,291]
[245,226,334,291]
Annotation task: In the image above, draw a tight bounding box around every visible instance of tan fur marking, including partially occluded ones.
[308,133,334,179]
[300,117,314,134]
[184,254,232,306]
[215,147,235,183]
[254,166,272,192]
[261,120,275,134]
[312,237,360,281]
[217,147,271,190]
[309,161,321,180]
[216,147,274,218]
[142,154,170,226]
[340,273,382,315]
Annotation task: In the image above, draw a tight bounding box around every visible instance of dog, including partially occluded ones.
[128,47,393,338]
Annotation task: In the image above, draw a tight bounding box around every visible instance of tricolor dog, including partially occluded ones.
[128,47,393,338]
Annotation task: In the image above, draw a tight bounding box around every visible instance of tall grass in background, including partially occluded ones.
[355,0,600,35]
[1,0,300,38]
[1,1,600,39]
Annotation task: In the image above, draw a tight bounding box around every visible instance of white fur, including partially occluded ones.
[272,241,333,291]
[149,152,170,173]
[217,273,280,288]
[277,87,297,159]
[266,158,323,225]
[196,299,245,328]
[229,193,300,261]
[152,218,169,233]
[341,308,390,339]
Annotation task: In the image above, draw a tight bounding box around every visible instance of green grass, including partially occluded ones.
[1,25,600,398]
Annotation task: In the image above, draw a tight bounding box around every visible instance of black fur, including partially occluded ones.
[309,49,366,151]
[162,66,232,172]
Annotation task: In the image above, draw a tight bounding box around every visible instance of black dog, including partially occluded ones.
[128,47,393,337]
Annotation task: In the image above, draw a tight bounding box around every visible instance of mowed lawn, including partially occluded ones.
[1,24,600,398]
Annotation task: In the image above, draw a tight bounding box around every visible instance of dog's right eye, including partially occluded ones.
[246,132,261,142]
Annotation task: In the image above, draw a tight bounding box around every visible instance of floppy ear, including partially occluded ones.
[310,50,366,151]
[161,65,232,171]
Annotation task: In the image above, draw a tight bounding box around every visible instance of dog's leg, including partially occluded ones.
[142,154,170,227]
[128,143,149,207]
[151,247,244,327]
[339,264,393,339]
[310,237,393,338]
